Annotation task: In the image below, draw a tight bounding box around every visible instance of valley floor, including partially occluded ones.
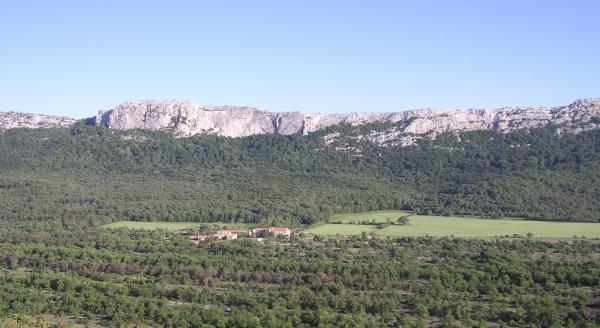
[103,211,600,239]
[304,210,600,239]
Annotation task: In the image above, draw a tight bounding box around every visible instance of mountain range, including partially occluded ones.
[2,98,600,146]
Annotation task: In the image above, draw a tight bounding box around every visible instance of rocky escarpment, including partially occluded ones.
[0,111,78,129]
[2,99,600,147]
[93,100,380,138]
[93,99,600,146]
[325,98,600,148]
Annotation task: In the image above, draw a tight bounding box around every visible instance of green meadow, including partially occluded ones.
[304,211,600,238]
[329,210,412,223]
[102,221,255,232]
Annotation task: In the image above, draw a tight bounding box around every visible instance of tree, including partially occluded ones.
[397,216,410,225]
[262,113,284,135]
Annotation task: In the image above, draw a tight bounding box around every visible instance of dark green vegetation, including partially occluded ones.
[1,123,600,229]
[0,228,599,327]
[103,221,255,232]
[2,123,600,326]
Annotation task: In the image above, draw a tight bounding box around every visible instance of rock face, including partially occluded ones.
[93,99,600,145]
[0,111,78,129]
[326,98,600,147]
[2,99,600,147]
[93,100,365,138]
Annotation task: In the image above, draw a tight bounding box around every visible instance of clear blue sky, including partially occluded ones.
[1,1,599,117]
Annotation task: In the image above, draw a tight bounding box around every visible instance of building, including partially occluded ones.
[251,227,291,238]
[268,227,291,237]
[190,234,209,245]
[230,230,251,238]
[212,230,238,240]
[251,228,269,238]
[191,227,289,244]
[196,235,209,242]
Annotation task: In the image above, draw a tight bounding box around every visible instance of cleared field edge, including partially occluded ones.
[102,221,256,232]
[307,211,600,238]
[303,224,379,235]
[329,210,412,223]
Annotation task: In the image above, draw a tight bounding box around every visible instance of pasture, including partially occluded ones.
[102,221,255,232]
[329,210,412,223]
[304,211,600,238]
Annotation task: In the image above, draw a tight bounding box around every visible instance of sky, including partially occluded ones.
[0,1,599,118]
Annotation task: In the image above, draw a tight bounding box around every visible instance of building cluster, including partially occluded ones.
[191,227,291,244]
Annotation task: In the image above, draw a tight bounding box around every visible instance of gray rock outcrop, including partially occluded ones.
[2,98,600,147]
[93,98,600,145]
[0,111,77,129]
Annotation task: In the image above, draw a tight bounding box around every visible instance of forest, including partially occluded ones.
[0,227,599,327]
[1,123,600,229]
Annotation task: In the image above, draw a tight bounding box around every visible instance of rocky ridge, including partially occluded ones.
[0,111,77,129]
[2,98,600,147]
[325,98,600,147]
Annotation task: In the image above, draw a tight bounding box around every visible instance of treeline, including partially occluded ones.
[1,123,600,227]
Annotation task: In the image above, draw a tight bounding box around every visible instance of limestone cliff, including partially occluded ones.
[2,98,600,147]
[93,98,600,145]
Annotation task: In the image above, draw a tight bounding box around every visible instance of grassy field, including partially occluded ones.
[329,210,412,223]
[303,224,380,236]
[102,221,255,232]
[304,211,600,238]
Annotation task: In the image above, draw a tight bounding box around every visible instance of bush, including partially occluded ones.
[397,216,410,225]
